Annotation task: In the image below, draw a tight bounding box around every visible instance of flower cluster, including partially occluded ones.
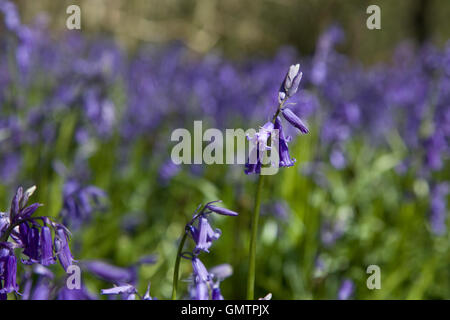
[245,64,309,174]
[182,201,238,300]
[0,186,73,298]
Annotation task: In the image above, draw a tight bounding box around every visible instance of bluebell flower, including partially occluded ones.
[0,252,18,294]
[275,116,295,167]
[279,64,303,103]
[187,201,237,254]
[244,148,262,175]
[258,293,273,300]
[209,264,233,300]
[101,284,137,296]
[143,283,155,300]
[245,122,275,174]
[191,217,221,254]
[330,147,347,169]
[311,25,344,86]
[211,282,224,300]
[21,226,40,264]
[60,180,106,229]
[30,279,52,300]
[0,0,21,32]
[338,279,354,300]
[180,203,237,300]
[191,256,211,283]
[245,63,309,175]
[206,205,239,217]
[430,183,449,235]
[58,285,97,300]
[83,260,137,284]
[100,282,155,300]
[281,107,309,134]
[158,159,181,184]
[54,226,75,271]
[39,226,56,266]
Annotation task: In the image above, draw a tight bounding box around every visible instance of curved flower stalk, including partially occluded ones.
[172,201,238,300]
[245,64,309,299]
[0,186,74,299]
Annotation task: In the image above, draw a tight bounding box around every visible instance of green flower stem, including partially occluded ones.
[246,98,286,300]
[171,229,188,300]
[246,173,265,300]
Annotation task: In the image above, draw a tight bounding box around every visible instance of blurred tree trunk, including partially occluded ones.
[413,0,430,44]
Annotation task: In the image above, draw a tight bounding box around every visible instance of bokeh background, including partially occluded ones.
[1,0,449,299]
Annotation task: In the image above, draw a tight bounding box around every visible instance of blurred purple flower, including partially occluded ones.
[430,183,449,235]
[338,279,354,300]
[60,180,106,229]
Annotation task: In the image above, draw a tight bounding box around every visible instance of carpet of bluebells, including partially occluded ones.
[0,1,449,300]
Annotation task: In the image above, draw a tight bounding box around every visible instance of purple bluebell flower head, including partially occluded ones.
[57,285,97,300]
[248,122,275,153]
[7,186,41,224]
[211,283,224,300]
[0,253,18,294]
[17,203,42,221]
[61,180,106,229]
[192,216,221,254]
[30,279,51,300]
[158,159,181,184]
[320,218,347,247]
[192,256,211,283]
[244,148,262,175]
[191,281,209,300]
[425,131,446,172]
[136,254,158,265]
[83,260,136,284]
[275,116,296,167]
[101,284,137,296]
[279,64,303,103]
[143,283,155,300]
[181,202,237,300]
[282,107,309,134]
[10,186,23,221]
[1,185,74,299]
[0,0,21,32]
[245,122,276,174]
[206,205,239,217]
[22,226,40,264]
[184,203,236,300]
[338,279,354,300]
[330,147,346,170]
[209,264,233,281]
[39,226,56,266]
[430,183,449,235]
[54,227,74,271]
[258,293,273,300]
[311,24,344,86]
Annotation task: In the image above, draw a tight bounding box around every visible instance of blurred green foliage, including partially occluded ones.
[15,0,450,63]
